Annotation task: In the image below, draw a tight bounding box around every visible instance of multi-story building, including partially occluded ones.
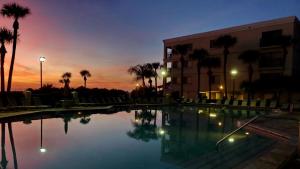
[163,16,300,100]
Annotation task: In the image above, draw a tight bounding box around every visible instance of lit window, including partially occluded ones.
[167,62,172,68]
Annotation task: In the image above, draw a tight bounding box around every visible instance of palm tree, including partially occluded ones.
[189,49,209,99]
[214,35,237,98]
[59,72,71,97]
[151,62,160,94]
[128,64,147,87]
[1,3,31,92]
[238,50,260,100]
[144,63,156,88]
[173,44,192,98]
[0,28,13,93]
[202,57,221,100]
[80,70,91,88]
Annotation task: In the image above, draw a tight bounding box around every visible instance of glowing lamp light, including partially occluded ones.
[219,85,223,90]
[209,113,217,118]
[218,122,222,126]
[198,109,203,114]
[228,137,235,143]
[39,56,46,62]
[230,69,238,76]
[159,129,165,135]
[40,148,47,153]
[136,83,140,87]
[245,132,250,135]
[78,112,82,115]
[161,70,166,76]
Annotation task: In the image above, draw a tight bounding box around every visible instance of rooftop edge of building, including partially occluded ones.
[163,16,299,44]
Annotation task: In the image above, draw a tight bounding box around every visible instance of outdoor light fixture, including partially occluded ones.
[39,56,46,89]
[228,137,235,143]
[40,147,47,153]
[230,68,238,99]
[198,109,203,114]
[159,129,165,135]
[161,70,166,76]
[209,113,217,118]
[245,132,250,135]
[218,122,222,126]
[219,85,223,90]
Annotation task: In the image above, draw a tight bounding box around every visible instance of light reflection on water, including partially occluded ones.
[0,107,265,169]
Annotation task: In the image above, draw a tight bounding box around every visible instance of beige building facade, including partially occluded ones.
[163,16,300,100]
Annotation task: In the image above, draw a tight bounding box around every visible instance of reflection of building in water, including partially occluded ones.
[159,107,258,165]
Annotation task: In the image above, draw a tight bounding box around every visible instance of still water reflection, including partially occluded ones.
[0,107,266,169]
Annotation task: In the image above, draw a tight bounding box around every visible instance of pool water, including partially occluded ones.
[0,107,273,169]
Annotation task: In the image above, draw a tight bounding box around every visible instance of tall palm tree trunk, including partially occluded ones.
[7,20,19,92]
[154,69,158,95]
[8,122,18,169]
[1,123,8,169]
[0,46,6,93]
[248,64,254,101]
[208,70,212,101]
[223,48,229,98]
[197,62,201,99]
[180,55,184,98]
[84,79,87,88]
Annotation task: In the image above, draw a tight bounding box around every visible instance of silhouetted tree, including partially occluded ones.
[59,72,71,97]
[173,44,192,98]
[214,35,237,98]
[189,49,209,99]
[8,123,18,169]
[80,70,91,88]
[144,63,156,88]
[0,28,13,93]
[151,62,160,94]
[238,50,260,100]
[1,3,30,92]
[128,64,147,87]
[202,57,221,100]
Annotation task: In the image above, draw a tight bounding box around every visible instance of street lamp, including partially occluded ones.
[39,56,46,89]
[230,69,238,99]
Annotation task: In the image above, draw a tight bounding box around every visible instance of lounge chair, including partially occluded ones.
[241,100,248,107]
[269,100,277,109]
[232,100,239,107]
[223,99,230,106]
[250,100,257,108]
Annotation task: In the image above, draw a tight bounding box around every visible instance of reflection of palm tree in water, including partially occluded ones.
[8,122,18,169]
[127,109,159,142]
[63,116,71,134]
[1,123,8,169]
[1,122,18,169]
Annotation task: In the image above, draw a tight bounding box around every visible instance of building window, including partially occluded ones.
[167,62,172,68]
[259,52,284,68]
[183,60,189,68]
[260,29,282,47]
[167,48,173,59]
[172,77,177,84]
[166,77,172,83]
[210,40,218,48]
[172,61,178,69]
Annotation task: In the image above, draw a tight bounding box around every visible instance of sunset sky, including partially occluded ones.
[1,0,300,91]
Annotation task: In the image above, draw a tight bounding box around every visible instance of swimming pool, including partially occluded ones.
[0,107,274,169]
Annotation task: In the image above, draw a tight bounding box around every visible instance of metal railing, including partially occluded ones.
[216,115,261,148]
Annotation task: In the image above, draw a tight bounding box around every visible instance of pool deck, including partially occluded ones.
[0,105,114,119]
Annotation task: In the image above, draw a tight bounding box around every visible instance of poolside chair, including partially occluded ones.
[223,99,230,106]
[269,100,277,109]
[241,100,248,107]
[232,100,239,107]
[259,100,266,108]
[216,99,222,105]
[250,100,257,108]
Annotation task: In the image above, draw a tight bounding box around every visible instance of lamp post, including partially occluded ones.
[230,69,238,99]
[161,69,167,96]
[39,56,46,89]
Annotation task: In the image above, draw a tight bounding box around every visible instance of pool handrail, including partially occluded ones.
[216,115,261,148]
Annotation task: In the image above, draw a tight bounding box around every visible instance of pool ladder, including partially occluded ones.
[216,115,261,149]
